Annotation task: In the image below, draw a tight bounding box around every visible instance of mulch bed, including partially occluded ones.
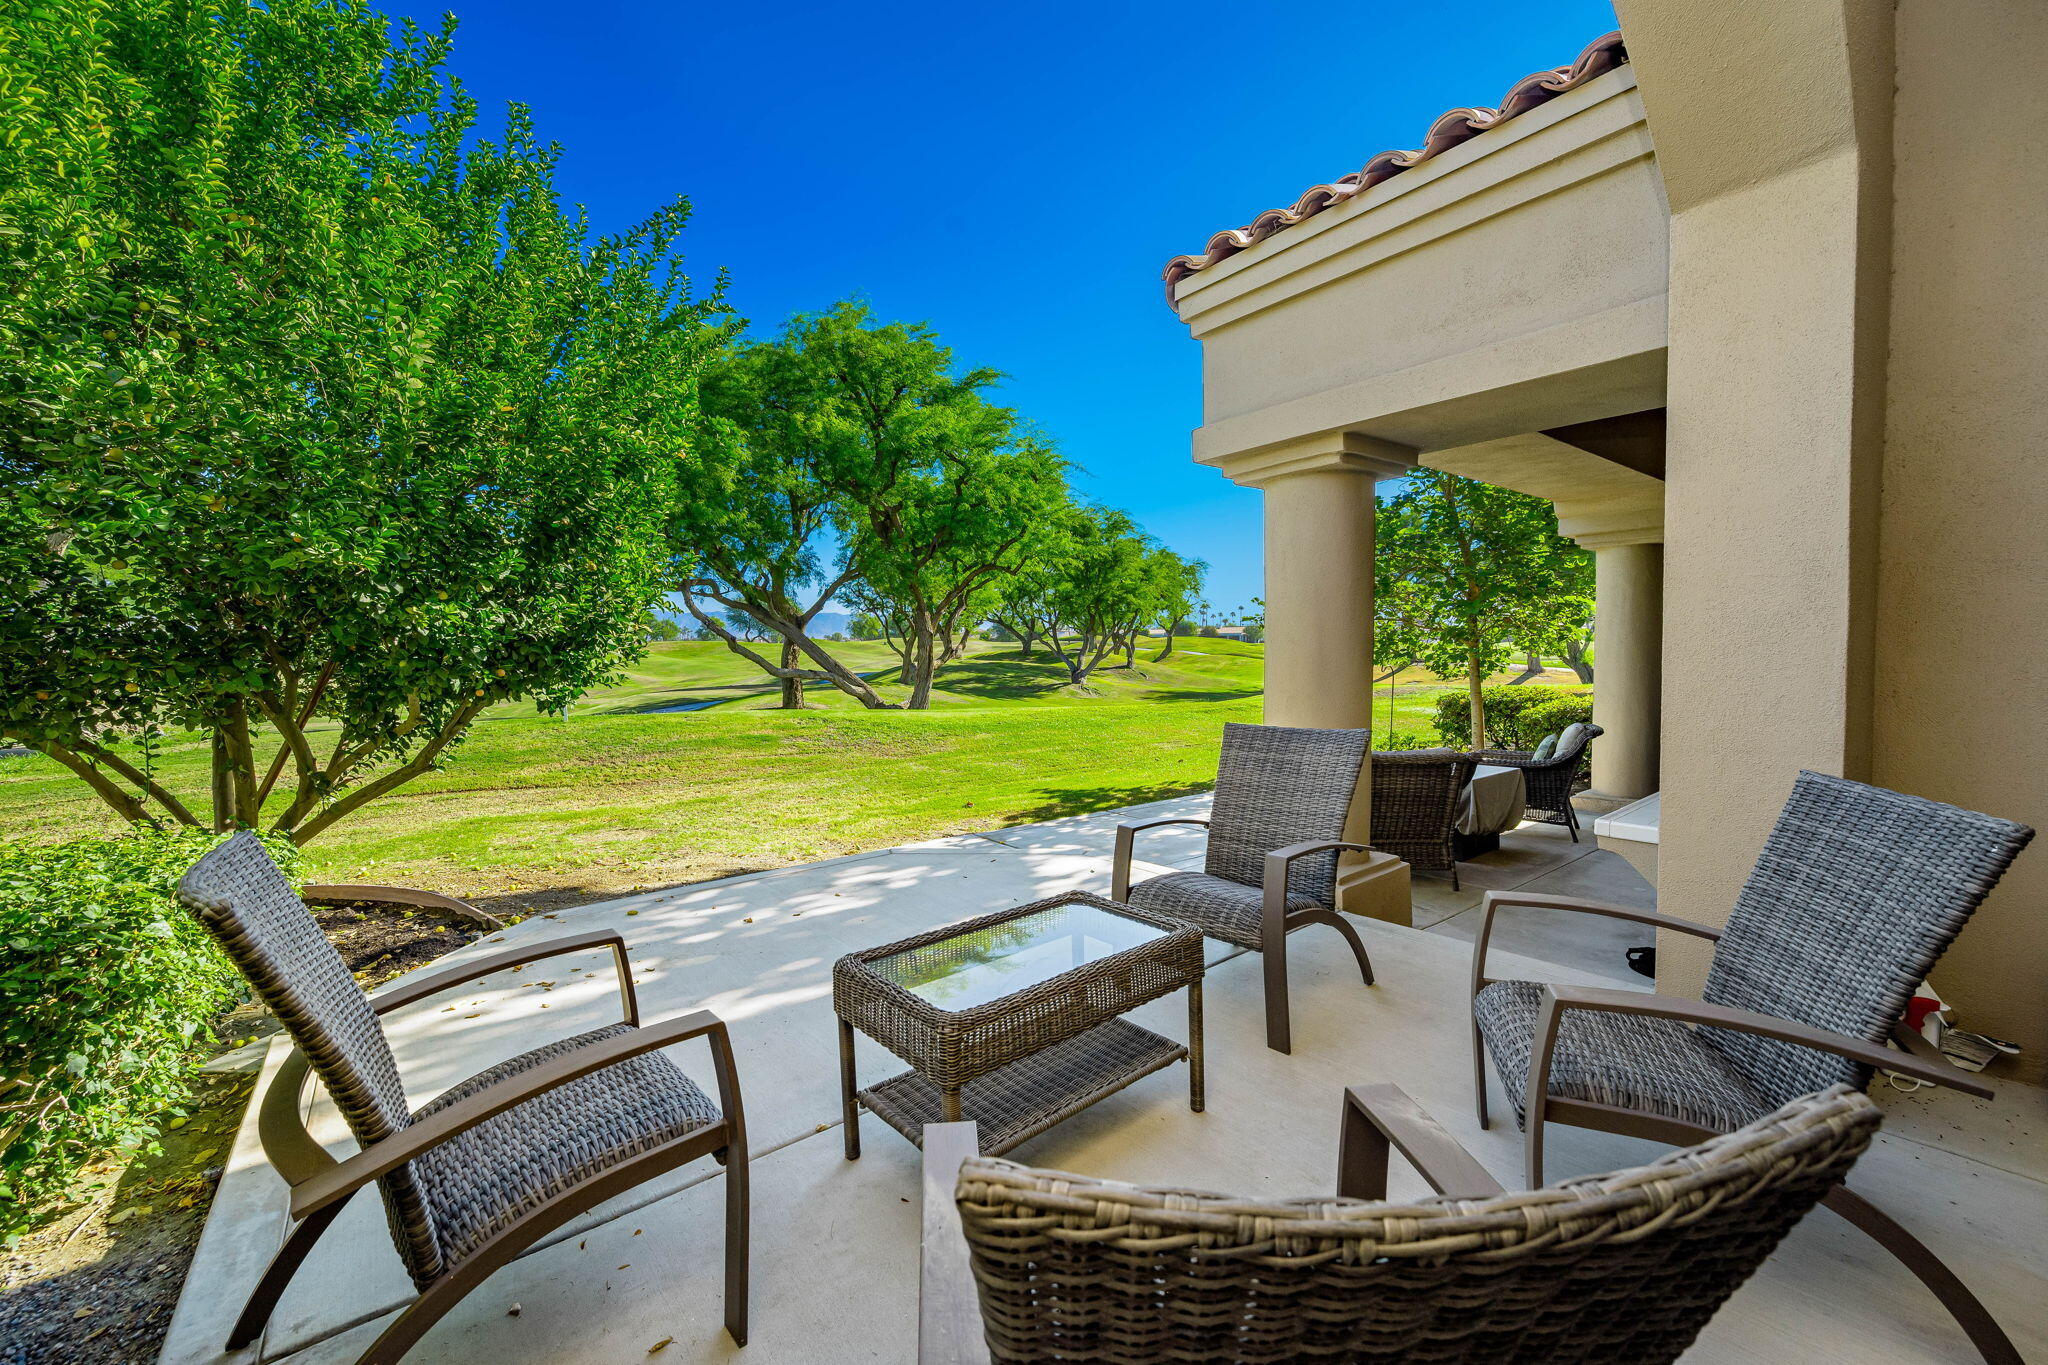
[0,901,491,1365]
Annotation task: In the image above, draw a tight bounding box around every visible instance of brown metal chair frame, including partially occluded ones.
[1111,819,1375,1054]
[1470,890,2018,1365]
[232,925,750,1364]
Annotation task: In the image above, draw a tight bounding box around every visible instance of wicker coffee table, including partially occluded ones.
[833,891,1204,1158]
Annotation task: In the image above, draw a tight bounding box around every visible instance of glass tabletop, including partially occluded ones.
[870,900,1169,1011]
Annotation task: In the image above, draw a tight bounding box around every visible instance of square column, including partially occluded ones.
[1577,536,1664,805]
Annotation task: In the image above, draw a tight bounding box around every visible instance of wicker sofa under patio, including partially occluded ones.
[1474,721,1602,840]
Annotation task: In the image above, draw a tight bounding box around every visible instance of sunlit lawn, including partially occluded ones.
[0,638,1577,912]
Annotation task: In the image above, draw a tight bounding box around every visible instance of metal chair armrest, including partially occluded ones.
[1536,986,1994,1100]
[369,928,640,1025]
[921,1121,990,1365]
[1263,841,1372,937]
[1111,817,1210,901]
[1339,1083,1505,1200]
[1469,892,1722,1001]
[289,1009,727,1219]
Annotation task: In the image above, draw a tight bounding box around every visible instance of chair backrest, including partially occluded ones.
[1548,721,1601,769]
[956,1086,1879,1365]
[178,832,446,1284]
[1368,749,1477,846]
[1205,722,1368,906]
[1702,771,2033,1109]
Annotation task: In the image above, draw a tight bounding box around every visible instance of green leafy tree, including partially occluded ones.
[1146,550,1206,661]
[678,328,881,709]
[1043,507,1159,685]
[677,302,1057,710]
[1374,471,1592,748]
[0,0,721,840]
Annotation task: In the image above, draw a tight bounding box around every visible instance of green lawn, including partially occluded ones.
[0,638,1579,913]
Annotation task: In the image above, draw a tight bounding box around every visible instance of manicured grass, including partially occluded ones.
[0,637,1581,912]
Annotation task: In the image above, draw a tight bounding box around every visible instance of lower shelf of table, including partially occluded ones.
[856,1016,1189,1157]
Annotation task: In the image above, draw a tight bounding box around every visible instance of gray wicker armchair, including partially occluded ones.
[176,833,749,1364]
[1470,770,2033,1363]
[1472,721,1601,840]
[919,1084,1880,1364]
[1368,748,1477,888]
[1112,722,1372,1054]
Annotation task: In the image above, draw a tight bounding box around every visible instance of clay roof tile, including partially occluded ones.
[1162,30,1628,304]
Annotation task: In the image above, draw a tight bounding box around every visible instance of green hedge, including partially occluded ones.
[1432,685,1593,751]
[0,831,290,1235]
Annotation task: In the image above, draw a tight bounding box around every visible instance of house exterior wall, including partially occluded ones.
[1870,0,2048,1073]
[1173,0,2046,1076]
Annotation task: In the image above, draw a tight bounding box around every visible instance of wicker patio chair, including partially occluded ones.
[1471,721,1602,840]
[918,1084,1881,1364]
[176,833,750,1364]
[1111,721,1371,1054]
[1367,747,1477,888]
[1470,769,2033,1363]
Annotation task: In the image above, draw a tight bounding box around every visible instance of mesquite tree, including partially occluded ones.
[680,325,884,709]
[1373,471,1592,748]
[1144,549,1205,662]
[0,0,722,840]
[1043,508,1159,686]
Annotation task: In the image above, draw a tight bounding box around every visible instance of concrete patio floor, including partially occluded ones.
[162,797,2048,1364]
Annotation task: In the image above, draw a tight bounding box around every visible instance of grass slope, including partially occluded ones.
[0,638,1582,911]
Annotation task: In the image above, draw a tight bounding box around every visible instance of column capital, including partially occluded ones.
[1209,431,1417,489]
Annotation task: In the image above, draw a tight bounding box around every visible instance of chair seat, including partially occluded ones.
[1473,981,1774,1134]
[1127,871,1321,950]
[410,1023,723,1270]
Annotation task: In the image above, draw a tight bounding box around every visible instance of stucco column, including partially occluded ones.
[1260,469,1377,730]
[1582,538,1663,803]
[1220,433,1417,922]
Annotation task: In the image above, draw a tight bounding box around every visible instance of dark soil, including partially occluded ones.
[0,901,490,1364]
[312,899,495,988]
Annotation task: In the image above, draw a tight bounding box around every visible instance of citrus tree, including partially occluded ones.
[0,0,724,840]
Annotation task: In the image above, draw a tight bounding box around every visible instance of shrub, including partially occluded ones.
[0,831,288,1234]
[1432,685,1592,751]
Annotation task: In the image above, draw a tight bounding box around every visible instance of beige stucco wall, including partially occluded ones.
[1175,67,1670,465]
[1870,0,2048,1075]
[1619,0,1896,1006]
[1627,0,2045,1076]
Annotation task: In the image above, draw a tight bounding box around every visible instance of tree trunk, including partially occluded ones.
[1566,636,1594,684]
[1154,619,1179,661]
[778,638,805,708]
[906,618,938,708]
[1467,655,1487,750]
[1510,652,1545,685]
[210,730,235,832]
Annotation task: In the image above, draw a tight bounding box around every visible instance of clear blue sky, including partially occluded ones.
[402,0,1618,617]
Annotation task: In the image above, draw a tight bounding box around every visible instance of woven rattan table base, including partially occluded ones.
[857,1018,1186,1156]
